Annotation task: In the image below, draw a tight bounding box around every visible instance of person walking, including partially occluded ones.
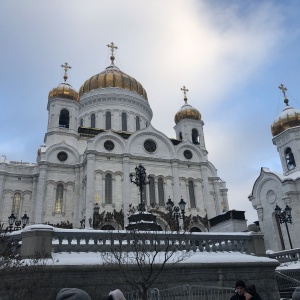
[244,285,263,300]
[230,280,246,300]
[56,288,91,300]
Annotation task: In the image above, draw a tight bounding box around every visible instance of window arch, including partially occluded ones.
[12,193,21,217]
[59,109,69,128]
[158,178,165,206]
[192,129,199,144]
[286,147,296,170]
[122,112,127,131]
[188,180,196,208]
[136,116,140,130]
[106,111,111,130]
[91,113,95,128]
[149,176,156,205]
[55,184,64,213]
[105,174,112,204]
[80,118,83,126]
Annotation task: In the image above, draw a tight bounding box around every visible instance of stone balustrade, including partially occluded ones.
[267,248,300,263]
[9,225,266,258]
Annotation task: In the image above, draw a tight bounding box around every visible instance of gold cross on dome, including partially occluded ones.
[107,42,118,64]
[278,83,289,106]
[181,86,189,103]
[61,62,72,82]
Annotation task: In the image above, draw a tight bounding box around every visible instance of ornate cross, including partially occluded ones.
[181,86,189,103]
[61,62,71,82]
[278,83,289,105]
[107,42,118,64]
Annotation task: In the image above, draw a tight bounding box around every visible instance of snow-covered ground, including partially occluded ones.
[38,251,279,266]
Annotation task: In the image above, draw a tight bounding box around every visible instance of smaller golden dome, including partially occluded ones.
[48,82,79,102]
[271,105,300,136]
[174,88,201,124]
[271,84,300,136]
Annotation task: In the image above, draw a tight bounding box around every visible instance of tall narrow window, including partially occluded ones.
[80,118,83,126]
[106,111,111,130]
[158,178,165,206]
[91,113,95,128]
[59,109,69,128]
[179,132,182,141]
[12,193,21,217]
[192,129,199,144]
[122,112,127,131]
[149,176,155,205]
[188,180,196,208]
[136,116,140,130]
[286,147,296,170]
[105,174,112,204]
[55,184,64,213]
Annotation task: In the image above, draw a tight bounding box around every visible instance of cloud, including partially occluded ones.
[0,0,298,224]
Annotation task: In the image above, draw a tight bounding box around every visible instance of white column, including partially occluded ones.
[171,161,180,203]
[122,156,131,228]
[34,164,48,223]
[85,153,95,222]
[0,174,6,221]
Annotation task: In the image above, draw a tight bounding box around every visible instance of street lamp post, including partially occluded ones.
[8,212,29,232]
[130,164,150,212]
[166,196,186,231]
[275,204,293,249]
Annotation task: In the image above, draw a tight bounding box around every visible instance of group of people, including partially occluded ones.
[55,281,262,300]
[56,288,126,300]
[230,280,262,300]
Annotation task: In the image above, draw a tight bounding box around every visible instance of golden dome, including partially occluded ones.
[48,82,79,102]
[79,64,148,101]
[271,105,300,136]
[174,100,201,124]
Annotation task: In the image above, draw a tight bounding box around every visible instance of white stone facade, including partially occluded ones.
[0,63,229,231]
[250,124,300,251]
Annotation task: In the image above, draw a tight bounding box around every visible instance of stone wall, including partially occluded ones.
[0,260,280,300]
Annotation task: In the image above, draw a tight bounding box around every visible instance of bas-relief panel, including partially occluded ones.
[258,179,282,210]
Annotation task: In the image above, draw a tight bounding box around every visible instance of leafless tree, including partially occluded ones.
[0,233,57,300]
[101,230,193,300]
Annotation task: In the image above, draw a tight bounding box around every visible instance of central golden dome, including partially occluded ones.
[79,64,148,101]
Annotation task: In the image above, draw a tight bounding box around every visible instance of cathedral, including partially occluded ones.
[0,43,229,231]
[250,84,300,251]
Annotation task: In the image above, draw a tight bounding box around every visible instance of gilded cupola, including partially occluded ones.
[174,86,201,124]
[271,84,300,136]
[48,62,79,102]
[79,42,148,101]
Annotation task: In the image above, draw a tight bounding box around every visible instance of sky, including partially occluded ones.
[1,0,300,225]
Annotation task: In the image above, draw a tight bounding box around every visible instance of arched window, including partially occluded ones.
[106,111,111,130]
[179,132,182,141]
[55,184,64,213]
[105,174,112,204]
[59,109,69,128]
[149,176,155,205]
[91,113,95,128]
[80,118,83,126]
[192,129,199,144]
[286,147,296,170]
[158,178,165,206]
[122,112,127,131]
[136,116,140,130]
[188,180,196,208]
[12,193,21,217]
